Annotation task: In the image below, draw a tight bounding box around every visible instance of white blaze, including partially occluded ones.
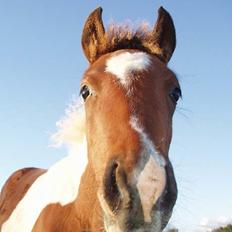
[136,156,166,222]
[106,51,166,223]
[130,116,166,223]
[105,51,151,86]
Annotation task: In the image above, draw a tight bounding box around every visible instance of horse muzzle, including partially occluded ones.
[98,158,177,232]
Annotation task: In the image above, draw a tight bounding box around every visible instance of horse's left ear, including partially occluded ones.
[81,7,106,63]
[145,7,176,63]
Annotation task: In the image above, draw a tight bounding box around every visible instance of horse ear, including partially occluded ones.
[145,7,176,63]
[81,7,106,63]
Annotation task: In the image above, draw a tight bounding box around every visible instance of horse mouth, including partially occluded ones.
[98,159,177,232]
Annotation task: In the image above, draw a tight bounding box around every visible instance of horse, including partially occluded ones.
[0,6,180,232]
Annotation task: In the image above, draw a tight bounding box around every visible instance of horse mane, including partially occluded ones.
[51,97,86,155]
[103,22,156,56]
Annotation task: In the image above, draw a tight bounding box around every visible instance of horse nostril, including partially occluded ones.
[103,160,122,212]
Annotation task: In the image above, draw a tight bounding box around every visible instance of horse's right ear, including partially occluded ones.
[81,7,106,63]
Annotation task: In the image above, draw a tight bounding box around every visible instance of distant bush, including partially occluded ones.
[165,224,232,232]
[166,229,178,232]
[213,224,232,232]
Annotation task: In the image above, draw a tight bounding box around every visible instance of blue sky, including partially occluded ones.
[0,1,231,231]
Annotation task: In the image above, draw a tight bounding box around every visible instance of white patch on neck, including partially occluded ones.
[105,52,151,86]
[2,98,88,232]
[130,116,166,223]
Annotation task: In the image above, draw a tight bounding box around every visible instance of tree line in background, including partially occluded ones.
[213,225,232,232]
[166,224,232,232]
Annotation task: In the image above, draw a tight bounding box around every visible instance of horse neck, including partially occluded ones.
[75,162,103,231]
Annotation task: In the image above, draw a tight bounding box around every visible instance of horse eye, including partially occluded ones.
[170,87,182,103]
[80,85,90,101]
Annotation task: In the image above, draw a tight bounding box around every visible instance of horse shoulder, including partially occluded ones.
[0,167,46,227]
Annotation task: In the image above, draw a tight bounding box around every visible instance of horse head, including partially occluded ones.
[80,7,179,231]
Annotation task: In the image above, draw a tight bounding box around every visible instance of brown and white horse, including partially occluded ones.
[0,7,180,232]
